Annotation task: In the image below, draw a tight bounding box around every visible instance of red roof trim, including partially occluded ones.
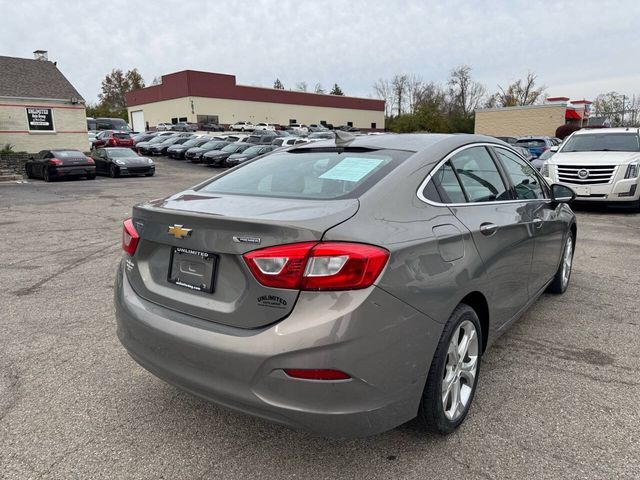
[125,70,384,112]
[570,100,592,104]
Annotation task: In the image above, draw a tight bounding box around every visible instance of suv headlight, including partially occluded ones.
[541,162,550,177]
[146,158,154,164]
[624,162,639,179]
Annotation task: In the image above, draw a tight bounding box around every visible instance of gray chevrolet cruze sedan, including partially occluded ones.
[115,133,577,437]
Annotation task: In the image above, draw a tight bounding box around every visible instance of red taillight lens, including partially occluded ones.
[243,242,389,291]
[86,156,95,164]
[47,158,63,165]
[122,218,139,256]
[284,369,351,380]
[108,138,116,146]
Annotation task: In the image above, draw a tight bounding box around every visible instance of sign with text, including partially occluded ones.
[26,107,54,131]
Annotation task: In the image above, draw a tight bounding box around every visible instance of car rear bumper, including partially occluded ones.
[50,165,95,178]
[114,261,441,437]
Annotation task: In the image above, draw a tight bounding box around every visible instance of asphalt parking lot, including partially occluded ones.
[1,157,639,480]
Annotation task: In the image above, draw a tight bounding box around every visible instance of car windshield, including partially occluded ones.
[201,141,228,149]
[108,148,137,157]
[516,139,546,148]
[52,150,84,158]
[198,149,409,200]
[222,144,244,152]
[150,136,172,144]
[561,133,640,152]
[243,146,264,155]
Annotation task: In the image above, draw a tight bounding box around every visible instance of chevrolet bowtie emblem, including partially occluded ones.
[168,224,192,239]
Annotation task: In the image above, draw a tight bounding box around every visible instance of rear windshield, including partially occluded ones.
[561,133,640,152]
[201,141,229,149]
[52,150,84,158]
[113,133,131,139]
[198,149,410,199]
[516,139,546,148]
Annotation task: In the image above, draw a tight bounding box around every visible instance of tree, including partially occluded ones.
[490,73,546,107]
[391,75,408,115]
[151,76,162,86]
[295,81,308,92]
[330,83,344,95]
[447,65,486,116]
[97,68,146,118]
[406,74,425,114]
[593,91,626,126]
[273,78,284,89]
[314,83,325,94]
[373,78,396,118]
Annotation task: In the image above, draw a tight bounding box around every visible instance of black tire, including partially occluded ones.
[43,166,51,182]
[546,233,575,294]
[109,164,119,178]
[87,173,96,180]
[417,303,482,434]
[25,164,34,179]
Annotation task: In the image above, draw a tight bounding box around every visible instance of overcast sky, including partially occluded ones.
[2,0,640,104]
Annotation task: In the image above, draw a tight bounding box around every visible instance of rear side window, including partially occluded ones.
[516,139,546,148]
[199,149,409,199]
[450,147,509,203]
[422,162,466,203]
[495,148,546,200]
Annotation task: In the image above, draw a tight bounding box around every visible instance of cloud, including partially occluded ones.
[1,0,639,102]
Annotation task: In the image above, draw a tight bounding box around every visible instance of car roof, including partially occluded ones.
[289,133,511,155]
[573,127,639,135]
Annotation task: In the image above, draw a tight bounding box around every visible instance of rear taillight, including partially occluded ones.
[108,138,116,146]
[122,218,139,256]
[86,157,95,164]
[47,158,63,165]
[243,242,389,291]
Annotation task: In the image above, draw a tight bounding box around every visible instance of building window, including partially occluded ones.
[178,117,188,122]
[371,122,377,129]
[289,119,297,125]
[320,120,327,126]
[171,118,178,124]
[347,121,353,127]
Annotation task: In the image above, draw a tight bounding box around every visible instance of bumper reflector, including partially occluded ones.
[284,369,351,380]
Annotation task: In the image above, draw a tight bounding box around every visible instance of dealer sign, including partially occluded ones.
[26,107,54,131]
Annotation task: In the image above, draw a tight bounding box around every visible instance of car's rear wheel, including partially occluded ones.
[109,164,119,178]
[25,164,34,179]
[547,234,574,294]
[417,304,481,434]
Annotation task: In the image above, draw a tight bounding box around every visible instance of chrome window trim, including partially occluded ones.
[416,142,548,207]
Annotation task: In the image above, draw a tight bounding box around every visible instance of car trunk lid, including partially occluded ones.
[126,191,359,328]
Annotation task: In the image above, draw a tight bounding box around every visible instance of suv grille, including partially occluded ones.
[557,165,617,185]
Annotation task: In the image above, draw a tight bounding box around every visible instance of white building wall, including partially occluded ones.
[0,98,87,153]
[128,96,384,130]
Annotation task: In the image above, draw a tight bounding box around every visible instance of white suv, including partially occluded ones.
[230,121,255,132]
[541,128,640,210]
[253,123,276,131]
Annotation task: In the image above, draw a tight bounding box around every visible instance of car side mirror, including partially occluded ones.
[550,146,559,152]
[551,184,575,203]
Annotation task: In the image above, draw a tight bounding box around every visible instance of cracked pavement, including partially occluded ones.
[0,158,639,479]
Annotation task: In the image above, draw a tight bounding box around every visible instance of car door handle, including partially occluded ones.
[479,222,498,236]
[532,218,543,229]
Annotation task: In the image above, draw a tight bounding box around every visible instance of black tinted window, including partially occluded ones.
[424,162,466,203]
[495,148,545,200]
[450,147,508,203]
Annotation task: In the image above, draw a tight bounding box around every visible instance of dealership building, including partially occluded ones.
[0,52,87,153]
[474,97,593,137]
[125,70,385,132]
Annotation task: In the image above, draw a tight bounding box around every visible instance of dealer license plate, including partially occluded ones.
[573,186,591,196]
[168,247,218,293]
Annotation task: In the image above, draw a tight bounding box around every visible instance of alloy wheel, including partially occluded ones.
[561,236,573,289]
[442,320,479,421]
